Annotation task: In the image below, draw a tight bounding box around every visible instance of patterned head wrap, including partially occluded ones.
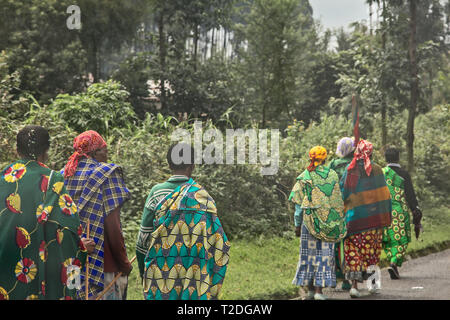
[307,146,327,172]
[336,137,356,158]
[64,131,107,178]
[347,139,373,176]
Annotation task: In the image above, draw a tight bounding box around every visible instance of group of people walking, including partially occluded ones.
[290,137,422,299]
[0,126,229,300]
[0,125,422,300]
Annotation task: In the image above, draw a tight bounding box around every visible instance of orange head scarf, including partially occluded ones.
[307,146,327,172]
[64,130,107,178]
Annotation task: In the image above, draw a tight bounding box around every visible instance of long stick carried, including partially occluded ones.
[85,220,90,300]
[352,94,360,145]
[95,255,136,300]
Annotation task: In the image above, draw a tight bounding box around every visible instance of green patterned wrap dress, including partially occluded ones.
[328,157,352,281]
[382,166,412,267]
[0,160,87,300]
[289,165,347,288]
[143,178,230,300]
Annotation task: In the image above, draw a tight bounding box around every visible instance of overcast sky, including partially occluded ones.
[309,0,372,31]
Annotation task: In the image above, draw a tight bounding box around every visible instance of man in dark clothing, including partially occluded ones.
[382,147,423,279]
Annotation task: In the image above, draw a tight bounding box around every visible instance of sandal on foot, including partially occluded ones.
[342,281,352,291]
[369,287,380,294]
[388,264,400,280]
[305,290,315,300]
[350,288,362,298]
[314,293,328,300]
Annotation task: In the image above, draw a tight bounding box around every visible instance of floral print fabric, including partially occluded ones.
[382,167,412,267]
[344,229,383,282]
[0,160,86,300]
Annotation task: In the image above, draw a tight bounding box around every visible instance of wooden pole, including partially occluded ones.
[95,256,136,301]
[85,220,90,300]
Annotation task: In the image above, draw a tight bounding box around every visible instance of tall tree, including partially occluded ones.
[0,0,87,102]
[407,0,418,171]
[76,0,149,82]
[237,0,317,128]
[335,0,447,171]
[136,0,236,116]
[385,0,447,171]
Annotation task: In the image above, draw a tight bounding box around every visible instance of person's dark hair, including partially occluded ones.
[17,125,50,160]
[167,143,195,171]
[385,147,400,163]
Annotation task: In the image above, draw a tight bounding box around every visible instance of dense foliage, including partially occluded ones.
[0,0,449,242]
[1,81,448,241]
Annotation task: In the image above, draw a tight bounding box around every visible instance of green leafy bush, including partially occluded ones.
[0,51,29,119]
[1,80,448,242]
[49,80,138,136]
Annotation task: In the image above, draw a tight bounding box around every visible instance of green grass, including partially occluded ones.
[125,204,450,300]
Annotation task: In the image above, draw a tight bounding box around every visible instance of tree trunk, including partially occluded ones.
[407,0,418,172]
[158,13,167,110]
[211,28,215,58]
[381,102,387,147]
[91,38,99,83]
[193,24,199,71]
[204,30,208,61]
[429,69,433,108]
[223,29,227,59]
[381,0,387,147]
[261,63,267,128]
[262,101,267,128]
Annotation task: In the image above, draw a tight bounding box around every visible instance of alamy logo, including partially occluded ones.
[66,5,81,30]
[66,265,81,290]
[171,121,280,175]
[366,265,381,291]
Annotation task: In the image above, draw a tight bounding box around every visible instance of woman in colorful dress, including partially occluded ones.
[0,125,88,300]
[382,147,422,279]
[136,143,194,282]
[340,140,392,298]
[289,146,347,300]
[329,137,355,291]
[62,130,132,300]
[142,143,231,300]
[329,137,355,178]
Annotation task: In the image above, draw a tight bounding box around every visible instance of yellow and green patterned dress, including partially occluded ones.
[289,165,346,288]
[289,165,347,243]
[0,160,86,300]
[382,166,411,266]
[143,178,230,300]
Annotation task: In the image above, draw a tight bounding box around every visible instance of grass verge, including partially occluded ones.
[125,204,450,300]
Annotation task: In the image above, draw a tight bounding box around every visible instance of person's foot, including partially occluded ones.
[388,263,400,280]
[349,288,362,298]
[314,293,328,300]
[305,290,315,300]
[341,281,352,291]
[369,280,380,294]
[369,287,380,294]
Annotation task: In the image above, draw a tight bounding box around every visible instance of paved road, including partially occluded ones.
[296,248,450,300]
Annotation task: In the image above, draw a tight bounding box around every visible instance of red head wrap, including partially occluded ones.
[64,131,107,178]
[347,139,373,176]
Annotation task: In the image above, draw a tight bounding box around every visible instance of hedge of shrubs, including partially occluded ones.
[1,81,448,244]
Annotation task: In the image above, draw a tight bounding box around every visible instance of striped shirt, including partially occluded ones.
[340,160,392,235]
